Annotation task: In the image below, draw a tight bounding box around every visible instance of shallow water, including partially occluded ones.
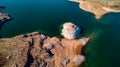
[0,0,120,67]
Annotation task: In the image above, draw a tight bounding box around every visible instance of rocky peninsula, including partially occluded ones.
[69,0,120,19]
[0,23,90,67]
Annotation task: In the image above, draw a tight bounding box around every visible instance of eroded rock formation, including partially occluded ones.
[0,32,89,67]
[61,22,81,39]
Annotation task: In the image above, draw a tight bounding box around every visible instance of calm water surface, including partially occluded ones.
[0,0,120,67]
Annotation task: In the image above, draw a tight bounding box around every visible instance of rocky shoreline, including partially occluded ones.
[0,2,96,66]
[69,0,120,19]
[0,32,90,67]
[0,22,90,67]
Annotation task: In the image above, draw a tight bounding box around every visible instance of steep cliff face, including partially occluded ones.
[0,32,89,67]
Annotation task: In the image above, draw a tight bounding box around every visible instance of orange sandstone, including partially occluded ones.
[0,32,89,67]
[70,0,120,19]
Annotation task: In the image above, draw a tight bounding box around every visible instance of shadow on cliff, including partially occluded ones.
[24,39,34,67]
[0,53,8,66]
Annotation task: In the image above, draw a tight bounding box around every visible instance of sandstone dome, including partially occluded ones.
[61,22,81,39]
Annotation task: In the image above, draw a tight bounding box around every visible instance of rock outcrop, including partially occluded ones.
[0,6,11,32]
[0,13,11,22]
[69,0,120,19]
[0,13,11,31]
[61,22,81,39]
[0,32,89,67]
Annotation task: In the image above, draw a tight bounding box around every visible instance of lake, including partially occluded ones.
[0,0,120,67]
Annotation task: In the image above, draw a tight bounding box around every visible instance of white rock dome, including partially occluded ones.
[61,22,81,39]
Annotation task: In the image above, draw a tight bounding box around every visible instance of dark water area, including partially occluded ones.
[0,0,120,67]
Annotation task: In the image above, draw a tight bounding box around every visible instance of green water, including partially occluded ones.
[0,0,120,67]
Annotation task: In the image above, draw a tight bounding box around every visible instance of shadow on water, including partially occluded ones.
[0,6,6,10]
[0,19,12,30]
[0,19,12,38]
[0,5,12,38]
[24,39,34,67]
[0,21,7,38]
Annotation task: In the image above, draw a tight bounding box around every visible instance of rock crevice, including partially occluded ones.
[0,32,89,67]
